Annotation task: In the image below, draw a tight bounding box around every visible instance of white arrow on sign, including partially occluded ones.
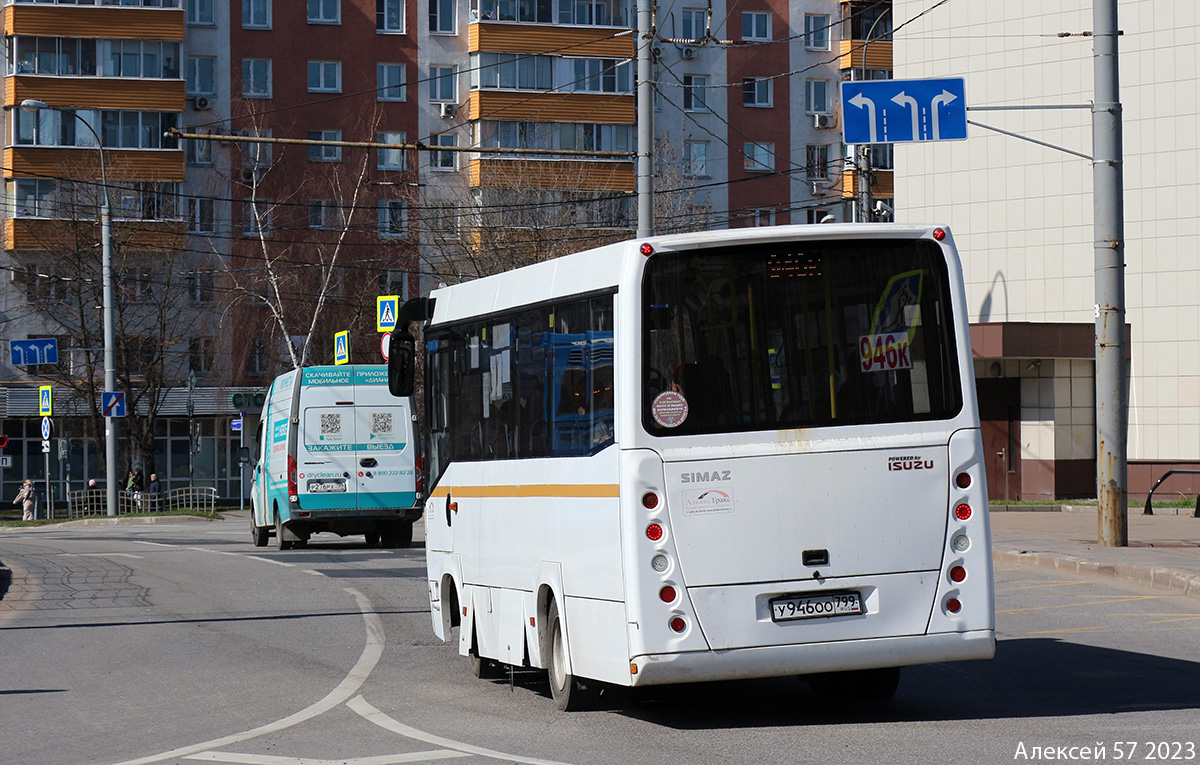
[848,93,878,144]
[930,89,958,141]
[891,91,921,141]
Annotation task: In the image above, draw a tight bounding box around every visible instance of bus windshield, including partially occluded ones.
[642,238,963,436]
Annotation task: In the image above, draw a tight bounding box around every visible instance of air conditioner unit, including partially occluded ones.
[681,47,696,60]
[191,96,211,110]
[439,103,458,119]
[814,114,834,129]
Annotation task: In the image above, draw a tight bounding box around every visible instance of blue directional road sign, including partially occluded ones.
[9,338,58,366]
[102,391,127,418]
[842,78,967,145]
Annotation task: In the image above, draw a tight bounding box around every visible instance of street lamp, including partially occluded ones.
[20,98,118,517]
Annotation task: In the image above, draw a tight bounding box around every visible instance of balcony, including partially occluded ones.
[838,39,892,71]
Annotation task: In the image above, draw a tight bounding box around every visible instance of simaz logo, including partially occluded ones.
[680,470,732,483]
[888,455,934,472]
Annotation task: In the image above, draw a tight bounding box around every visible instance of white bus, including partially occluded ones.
[389,224,994,710]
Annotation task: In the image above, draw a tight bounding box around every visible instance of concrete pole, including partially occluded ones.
[1093,0,1127,546]
[102,203,118,517]
[636,0,653,237]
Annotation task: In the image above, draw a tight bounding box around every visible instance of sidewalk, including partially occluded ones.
[990,508,1200,599]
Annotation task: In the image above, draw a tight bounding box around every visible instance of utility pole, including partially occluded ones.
[636,0,653,237]
[1093,0,1127,546]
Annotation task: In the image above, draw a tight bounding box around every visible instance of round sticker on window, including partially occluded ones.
[651,391,689,428]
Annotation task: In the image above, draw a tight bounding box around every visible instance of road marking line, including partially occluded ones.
[1146,615,1200,624]
[245,555,296,568]
[349,696,575,765]
[133,541,174,548]
[113,588,384,765]
[58,553,144,559]
[184,750,468,764]
[997,595,1162,614]
[302,570,326,577]
[1026,626,1110,635]
[996,580,1091,592]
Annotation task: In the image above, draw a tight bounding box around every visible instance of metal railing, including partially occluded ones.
[65,487,219,519]
[1142,469,1200,517]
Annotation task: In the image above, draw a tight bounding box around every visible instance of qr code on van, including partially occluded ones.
[371,412,393,435]
[320,413,341,435]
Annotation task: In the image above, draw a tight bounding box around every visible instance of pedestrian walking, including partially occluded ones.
[148,473,161,512]
[13,479,35,521]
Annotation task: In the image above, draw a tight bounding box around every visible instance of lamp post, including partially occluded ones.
[20,99,118,517]
[855,6,891,222]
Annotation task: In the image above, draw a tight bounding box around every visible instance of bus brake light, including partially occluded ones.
[642,492,659,509]
[949,565,966,583]
[669,617,686,632]
[640,243,654,256]
[646,523,664,541]
[933,228,946,241]
[955,503,972,521]
[945,598,962,614]
[659,585,676,603]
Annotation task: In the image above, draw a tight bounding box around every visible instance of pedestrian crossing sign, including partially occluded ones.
[39,385,52,416]
[377,295,398,332]
[334,331,350,366]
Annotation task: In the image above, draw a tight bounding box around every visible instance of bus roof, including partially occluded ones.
[428,223,950,327]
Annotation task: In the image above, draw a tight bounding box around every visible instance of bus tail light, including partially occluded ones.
[659,585,677,603]
[945,597,962,614]
[669,616,686,633]
[954,503,972,521]
[640,243,654,256]
[646,523,664,541]
[287,454,298,500]
[955,472,971,489]
[642,492,659,509]
[933,227,947,241]
[949,565,967,583]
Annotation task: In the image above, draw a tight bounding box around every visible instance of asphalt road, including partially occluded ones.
[1,520,1198,765]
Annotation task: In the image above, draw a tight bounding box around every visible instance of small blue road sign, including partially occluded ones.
[10,338,58,366]
[102,391,126,417]
[231,418,243,432]
[39,385,52,416]
[334,331,350,366]
[41,417,51,440]
[377,295,398,332]
[842,78,967,145]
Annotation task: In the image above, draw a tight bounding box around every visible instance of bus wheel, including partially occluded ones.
[470,640,504,680]
[547,600,599,711]
[274,515,292,551]
[859,667,901,701]
[364,531,380,547]
[395,521,413,548]
[251,521,268,547]
[379,527,399,548]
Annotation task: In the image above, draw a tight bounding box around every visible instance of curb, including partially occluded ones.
[993,548,1200,600]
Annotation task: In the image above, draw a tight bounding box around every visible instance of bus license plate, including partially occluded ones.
[770,591,863,622]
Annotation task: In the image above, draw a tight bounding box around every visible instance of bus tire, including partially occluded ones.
[275,514,291,551]
[379,526,399,548]
[251,521,268,547]
[364,531,380,547]
[395,521,413,548]
[546,600,599,711]
[470,638,504,679]
[859,667,901,701]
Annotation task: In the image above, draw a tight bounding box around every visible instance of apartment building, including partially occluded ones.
[893,0,1200,501]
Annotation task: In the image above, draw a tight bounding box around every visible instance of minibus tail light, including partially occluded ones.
[955,503,972,521]
[415,452,425,496]
[646,523,664,541]
[933,228,947,241]
[287,454,298,500]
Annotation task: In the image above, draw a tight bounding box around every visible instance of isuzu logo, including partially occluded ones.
[888,455,934,472]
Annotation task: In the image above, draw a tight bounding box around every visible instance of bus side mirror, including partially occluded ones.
[388,330,416,397]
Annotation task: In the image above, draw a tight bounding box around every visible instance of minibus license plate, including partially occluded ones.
[770,591,862,621]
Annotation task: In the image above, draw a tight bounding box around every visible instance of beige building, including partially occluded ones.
[893,0,1200,500]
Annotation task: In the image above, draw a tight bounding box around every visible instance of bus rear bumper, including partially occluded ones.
[628,629,995,687]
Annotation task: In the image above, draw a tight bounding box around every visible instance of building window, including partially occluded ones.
[476,53,553,91]
[378,0,404,32]
[743,142,773,172]
[805,79,829,113]
[870,143,894,170]
[431,134,457,170]
[185,132,213,166]
[186,0,214,25]
[243,0,271,28]
[430,65,457,102]
[742,77,772,107]
[245,338,266,376]
[378,200,408,238]
[557,0,631,26]
[308,200,344,229]
[682,74,707,111]
[242,59,272,98]
[750,207,774,226]
[805,144,829,179]
[377,130,407,170]
[680,8,705,41]
[429,0,455,33]
[307,60,342,93]
[377,63,407,101]
[741,11,768,41]
[572,58,632,94]
[684,140,707,177]
[804,14,830,50]
[243,200,273,236]
[186,269,215,302]
[308,0,340,23]
[189,337,215,375]
[307,129,342,161]
[98,111,179,150]
[187,198,215,233]
[186,56,215,96]
[807,208,832,225]
[379,268,408,298]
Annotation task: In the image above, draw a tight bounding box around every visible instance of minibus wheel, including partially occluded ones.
[251,521,268,547]
[275,514,291,551]
[546,600,599,711]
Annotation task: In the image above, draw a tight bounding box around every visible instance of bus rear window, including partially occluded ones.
[643,239,962,436]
